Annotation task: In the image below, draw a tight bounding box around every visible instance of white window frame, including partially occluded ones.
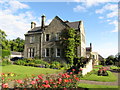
[56,48,60,57]
[45,48,50,57]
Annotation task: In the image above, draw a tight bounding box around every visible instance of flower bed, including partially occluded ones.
[1,70,81,89]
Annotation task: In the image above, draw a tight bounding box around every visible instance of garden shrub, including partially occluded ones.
[50,61,61,69]
[14,59,26,65]
[1,49,11,58]
[0,59,11,66]
[98,67,108,76]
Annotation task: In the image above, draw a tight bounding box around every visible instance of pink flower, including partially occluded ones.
[2,83,8,88]
[31,81,36,85]
[66,75,70,78]
[58,78,62,82]
[70,72,73,74]
[72,69,75,71]
[16,80,23,84]
[64,79,69,82]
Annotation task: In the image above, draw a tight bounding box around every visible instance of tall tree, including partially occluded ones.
[0,29,10,50]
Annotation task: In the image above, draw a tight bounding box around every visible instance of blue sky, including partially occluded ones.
[0,0,118,58]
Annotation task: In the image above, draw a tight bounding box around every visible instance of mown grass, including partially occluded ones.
[93,65,103,68]
[81,69,117,82]
[1,65,62,80]
[78,83,118,89]
[110,66,120,70]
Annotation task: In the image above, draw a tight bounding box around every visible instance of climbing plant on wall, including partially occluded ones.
[61,28,80,66]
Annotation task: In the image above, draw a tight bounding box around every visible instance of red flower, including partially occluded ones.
[72,69,75,71]
[2,83,8,88]
[36,79,39,82]
[44,80,49,84]
[75,77,80,81]
[42,84,50,88]
[16,80,23,84]
[38,75,43,80]
[64,79,69,82]
[31,81,36,85]
[66,75,70,78]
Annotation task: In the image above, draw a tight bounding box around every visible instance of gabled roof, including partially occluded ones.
[26,16,81,35]
[66,21,81,29]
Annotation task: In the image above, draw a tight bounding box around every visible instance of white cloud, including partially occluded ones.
[95,3,118,32]
[109,20,118,32]
[0,0,36,40]
[95,3,118,14]
[73,5,86,12]
[98,16,104,19]
[107,11,118,18]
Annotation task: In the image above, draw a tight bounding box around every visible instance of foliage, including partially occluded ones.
[1,70,80,88]
[98,67,108,76]
[105,55,114,65]
[0,29,10,50]
[1,49,11,58]
[61,28,81,66]
[50,61,61,69]
[0,59,11,66]
[81,68,117,82]
[9,37,25,52]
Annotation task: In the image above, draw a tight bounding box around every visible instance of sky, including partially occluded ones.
[0,0,119,58]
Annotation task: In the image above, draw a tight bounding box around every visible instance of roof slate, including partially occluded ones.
[26,16,81,34]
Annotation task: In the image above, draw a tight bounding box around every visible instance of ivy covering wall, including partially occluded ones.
[61,28,80,66]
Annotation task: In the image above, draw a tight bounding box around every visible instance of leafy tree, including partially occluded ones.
[0,29,10,50]
[105,55,114,65]
[9,37,25,52]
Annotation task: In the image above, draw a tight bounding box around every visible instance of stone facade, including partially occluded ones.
[24,15,86,62]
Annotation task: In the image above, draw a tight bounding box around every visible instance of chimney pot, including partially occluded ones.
[31,22,36,29]
[41,14,46,29]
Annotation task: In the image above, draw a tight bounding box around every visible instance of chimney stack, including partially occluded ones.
[90,43,92,52]
[31,22,36,29]
[41,14,46,29]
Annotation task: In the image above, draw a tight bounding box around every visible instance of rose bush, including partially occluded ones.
[1,70,80,89]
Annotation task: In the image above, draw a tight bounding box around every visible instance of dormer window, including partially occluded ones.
[46,34,50,41]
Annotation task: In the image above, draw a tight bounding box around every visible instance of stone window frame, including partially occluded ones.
[56,48,61,57]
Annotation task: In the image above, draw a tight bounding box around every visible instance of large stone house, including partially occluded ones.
[24,15,86,62]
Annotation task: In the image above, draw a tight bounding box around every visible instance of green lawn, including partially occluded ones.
[110,66,120,70]
[93,65,103,68]
[81,69,117,82]
[78,83,118,89]
[1,65,62,80]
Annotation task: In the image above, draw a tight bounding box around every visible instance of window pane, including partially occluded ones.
[46,34,49,41]
[46,48,49,56]
[57,48,60,57]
